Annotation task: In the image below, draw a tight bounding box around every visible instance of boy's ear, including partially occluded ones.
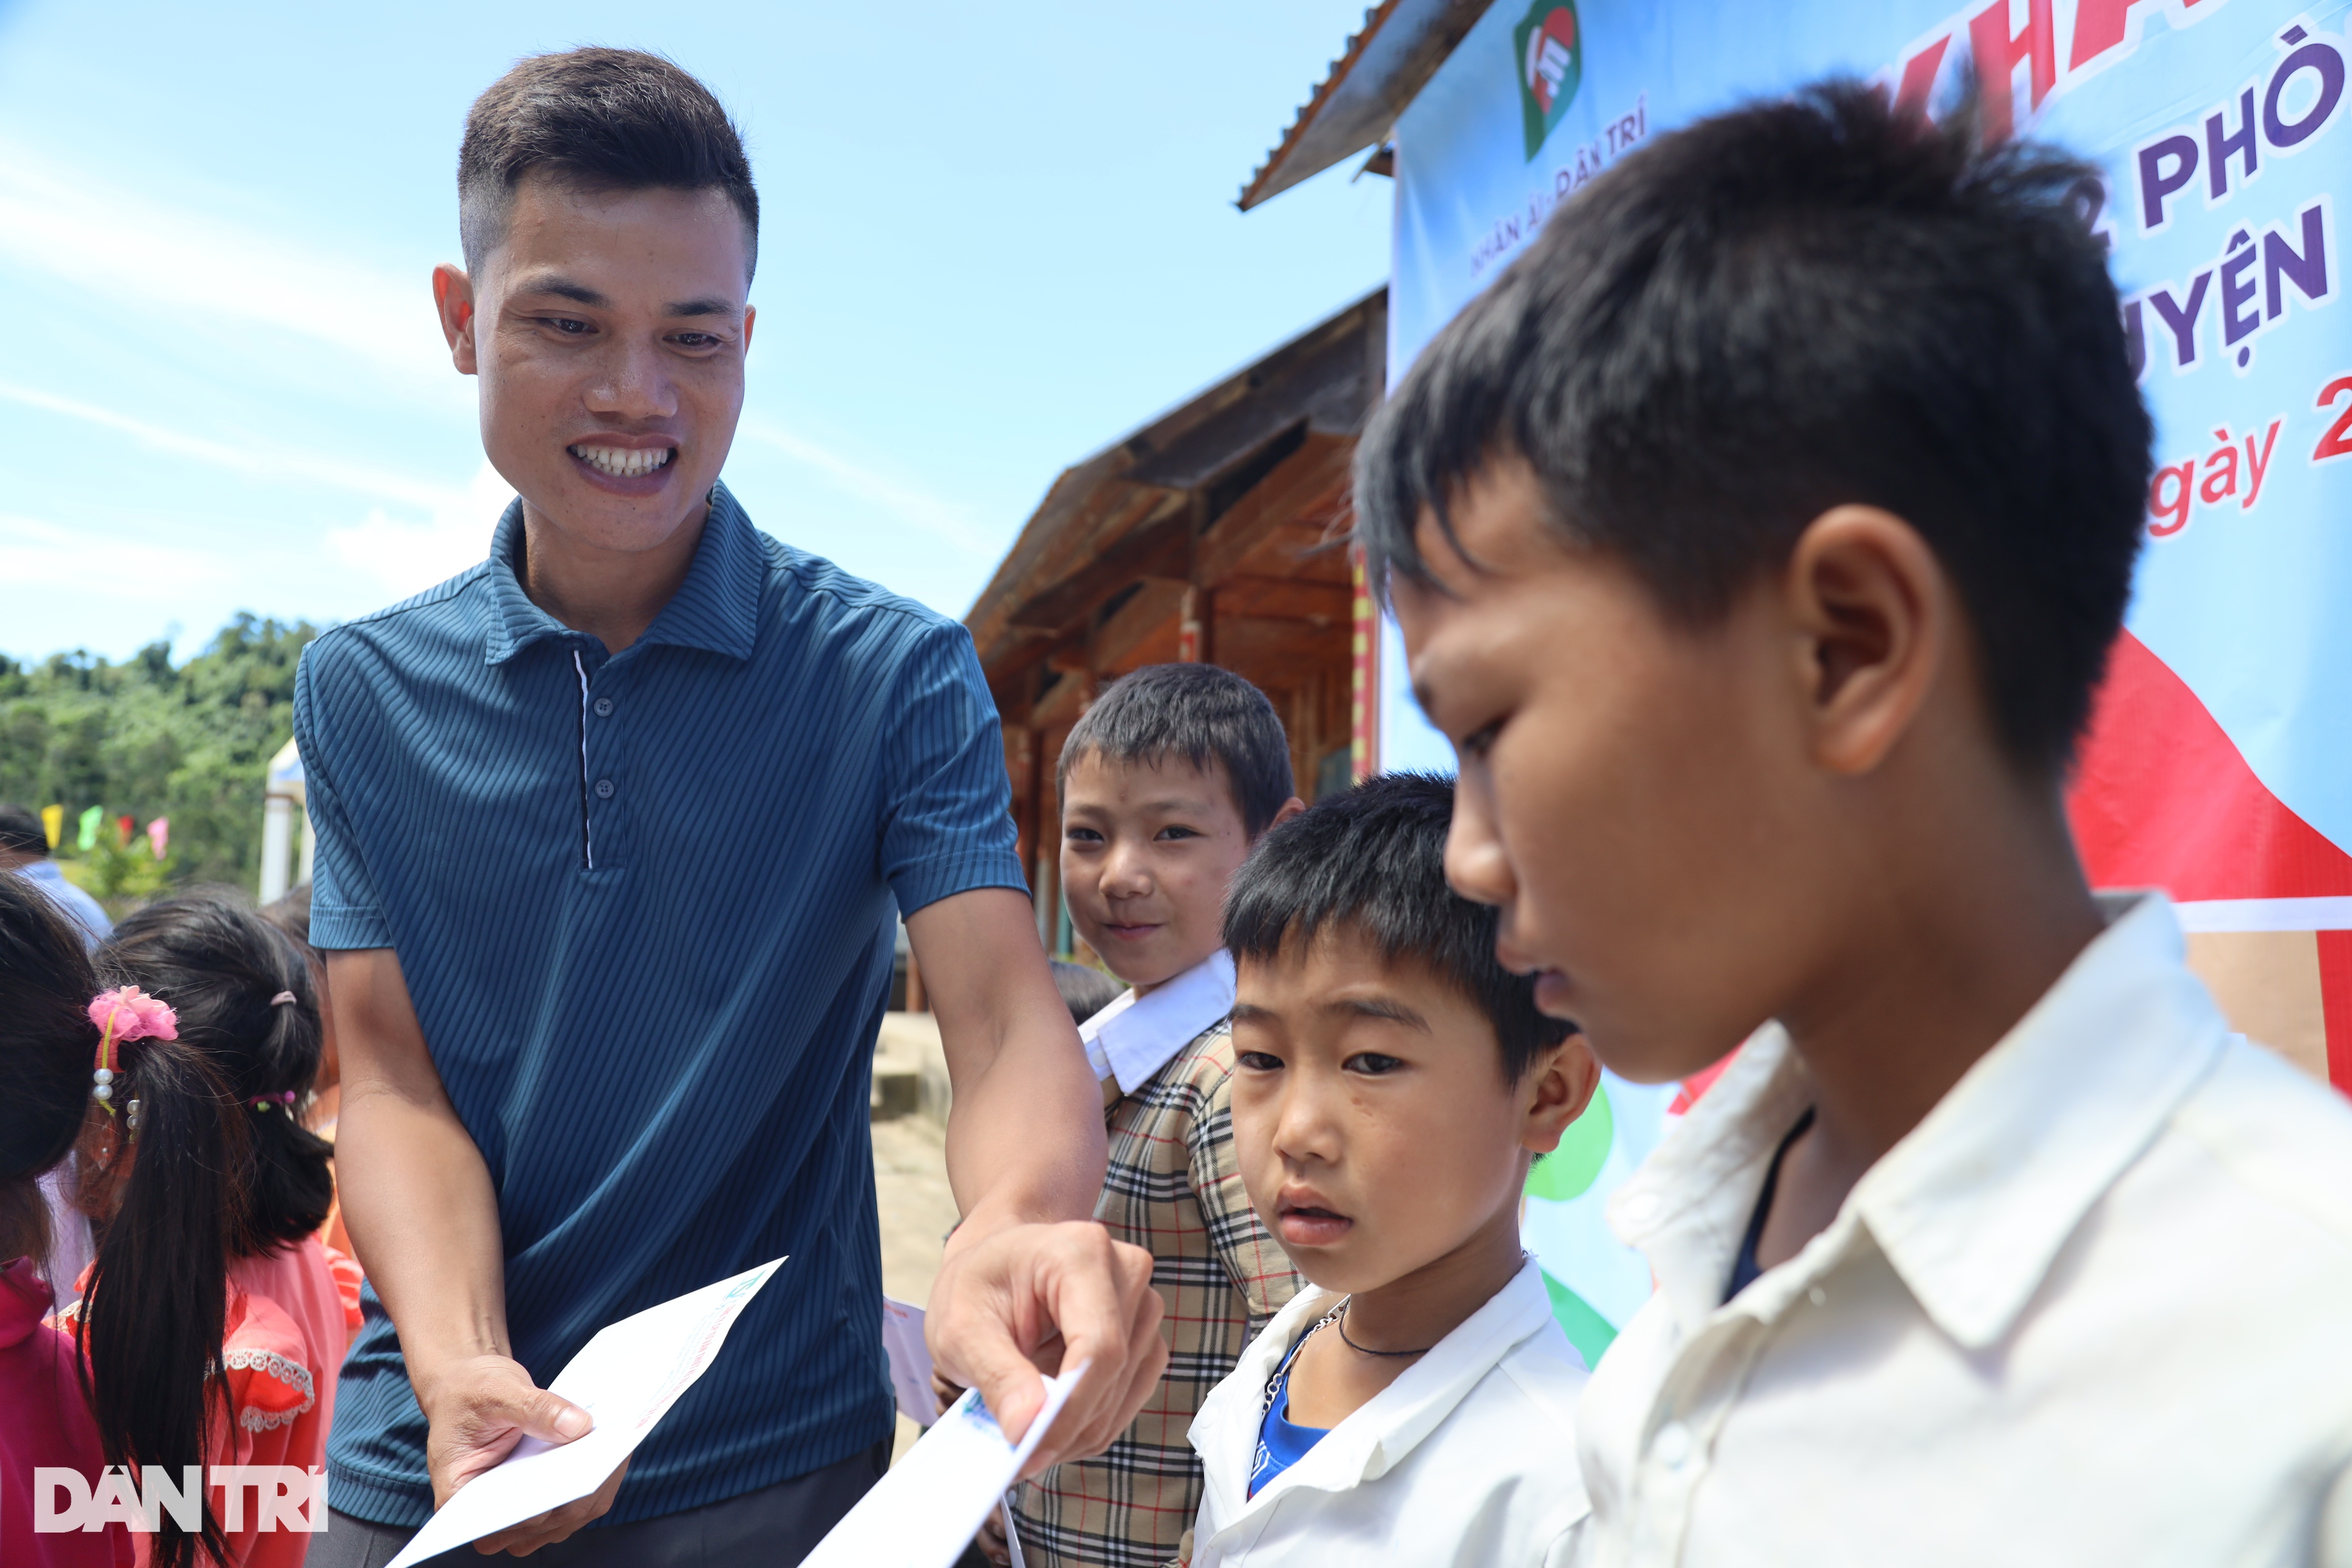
[1520,1037,1601,1154]
[1779,505,1951,777]
[1268,796,1307,832]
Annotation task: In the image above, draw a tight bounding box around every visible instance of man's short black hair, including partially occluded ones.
[1223,772,1574,1082]
[459,47,759,280]
[1059,664,1296,838]
[0,805,48,857]
[1355,81,2152,775]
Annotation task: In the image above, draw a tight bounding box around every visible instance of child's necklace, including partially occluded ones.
[1335,1298,1434,1358]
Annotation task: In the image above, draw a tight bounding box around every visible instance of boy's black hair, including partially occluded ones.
[460,47,759,279]
[1223,772,1574,1082]
[1355,81,2151,775]
[1050,958,1126,1026]
[1058,664,1296,838]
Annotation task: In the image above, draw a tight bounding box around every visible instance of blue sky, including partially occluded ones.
[0,2,1389,663]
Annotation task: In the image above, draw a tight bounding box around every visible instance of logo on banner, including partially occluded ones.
[1513,1,1582,158]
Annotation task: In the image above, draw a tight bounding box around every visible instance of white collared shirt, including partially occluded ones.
[1189,1259,1590,1566]
[1080,949,1236,1096]
[1576,894,2352,1567]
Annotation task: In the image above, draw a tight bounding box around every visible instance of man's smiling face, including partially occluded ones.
[444,172,754,557]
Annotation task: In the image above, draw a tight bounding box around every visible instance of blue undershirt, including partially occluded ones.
[1249,1332,1331,1497]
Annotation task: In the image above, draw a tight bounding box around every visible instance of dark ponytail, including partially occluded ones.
[79,887,336,1568]
[0,874,100,1269]
[77,1035,242,1568]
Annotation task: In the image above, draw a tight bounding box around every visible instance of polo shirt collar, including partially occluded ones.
[483,482,765,666]
[1610,893,2229,1350]
[1194,1258,1556,1526]
[1079,950,1236,1095]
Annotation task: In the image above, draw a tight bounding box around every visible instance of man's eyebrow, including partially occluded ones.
[665,297,738,319]
[509,275,609,308]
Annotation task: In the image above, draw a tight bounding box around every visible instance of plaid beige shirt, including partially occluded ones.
[1011,1021,1302,1567]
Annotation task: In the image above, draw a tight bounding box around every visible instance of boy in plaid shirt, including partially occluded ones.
[1003,664,1307,1568]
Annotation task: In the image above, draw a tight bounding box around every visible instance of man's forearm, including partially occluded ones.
[908,887,1108,1252]
[338,1080,511,1375]
[940,1026,1106,1249]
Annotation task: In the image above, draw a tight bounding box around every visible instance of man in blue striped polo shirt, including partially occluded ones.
[297,49,1163,1566]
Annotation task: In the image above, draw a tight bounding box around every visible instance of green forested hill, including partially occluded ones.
[0,615,321,899]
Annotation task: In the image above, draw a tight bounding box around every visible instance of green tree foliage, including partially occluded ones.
[0,615,320,898]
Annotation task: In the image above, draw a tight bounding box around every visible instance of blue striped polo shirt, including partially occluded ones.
[292,484,1027,1528]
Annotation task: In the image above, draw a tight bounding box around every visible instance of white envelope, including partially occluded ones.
[883,1296,939,1428]
[800,1361,1089,1568]
[384,1257,786,1568]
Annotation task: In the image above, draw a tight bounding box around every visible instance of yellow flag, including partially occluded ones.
[41,805,64,851]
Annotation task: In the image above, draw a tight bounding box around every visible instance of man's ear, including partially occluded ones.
[1779,505,1951,777]
[432,264,480,376]
[1521,1037,1600,1154]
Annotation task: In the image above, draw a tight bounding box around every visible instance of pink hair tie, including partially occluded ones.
[86,986,178,1117]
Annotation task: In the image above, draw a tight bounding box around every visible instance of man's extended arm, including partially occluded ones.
[907,886,1168,1475]
[327,947,623,1555]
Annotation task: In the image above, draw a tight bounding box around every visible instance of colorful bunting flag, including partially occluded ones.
[40,805,63,851]
[146,818,169,861]
[114,815,134,849]
[76,806,102,853]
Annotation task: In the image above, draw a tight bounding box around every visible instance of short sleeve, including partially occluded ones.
[220,1292,317,1434]
[292,644,393,949]
[1186,1040,1302,1335]
[878,620,1030,917]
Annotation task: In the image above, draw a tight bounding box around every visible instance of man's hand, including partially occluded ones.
[417,1351,618,1556]
[926,1220,1167,1477]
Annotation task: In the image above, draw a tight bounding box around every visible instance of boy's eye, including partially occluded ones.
[1065,827,1104,844]
[1344,1052,1406,1076]
[1154,824,1201,841]
[1458,720,1502,760]
[1236,1051,1284,1072]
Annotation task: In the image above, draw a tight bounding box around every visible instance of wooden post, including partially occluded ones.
[1350,547,1379,781]
[1177,585,1214,665]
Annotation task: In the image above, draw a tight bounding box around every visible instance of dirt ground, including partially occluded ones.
[873,1112,962,1462]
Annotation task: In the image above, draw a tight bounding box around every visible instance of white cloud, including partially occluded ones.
[325,460,515,597]
[736,415,988,554]
[0,379,469,514]
[0,511,236,604]
[0,144,449,389]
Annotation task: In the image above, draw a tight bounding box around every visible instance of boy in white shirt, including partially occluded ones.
[1356,82,2352,1565]
[1184,772,1597,1566]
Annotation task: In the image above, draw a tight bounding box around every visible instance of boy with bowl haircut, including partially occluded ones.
[1184,772,1596,1567]
[1007,663,1308,1568]
[1358,83,2352,1565]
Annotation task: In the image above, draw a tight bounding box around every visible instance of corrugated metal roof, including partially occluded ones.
[1237,0,1495,211]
